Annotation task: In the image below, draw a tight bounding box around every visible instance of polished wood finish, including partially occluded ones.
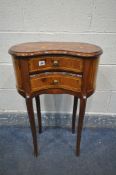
[9,42,102,57]
[9,42,103,157]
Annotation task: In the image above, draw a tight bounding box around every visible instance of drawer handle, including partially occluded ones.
[53,60,59,67]
[53,79,59,85]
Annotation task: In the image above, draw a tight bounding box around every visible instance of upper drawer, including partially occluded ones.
[28,55,83,73]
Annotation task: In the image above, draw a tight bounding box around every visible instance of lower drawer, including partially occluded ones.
[30,73,82,93]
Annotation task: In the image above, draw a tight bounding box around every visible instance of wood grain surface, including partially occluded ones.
[9,42,103,57]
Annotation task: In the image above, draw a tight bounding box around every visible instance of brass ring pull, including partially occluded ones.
[53,79,59,85]
[53,60,59,67]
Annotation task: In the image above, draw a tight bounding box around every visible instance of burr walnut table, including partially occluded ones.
[9,42,103,156]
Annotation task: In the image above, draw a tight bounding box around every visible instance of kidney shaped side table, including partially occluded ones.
[8,42,103,156]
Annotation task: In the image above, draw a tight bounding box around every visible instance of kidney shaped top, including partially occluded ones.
[9,42,103,58]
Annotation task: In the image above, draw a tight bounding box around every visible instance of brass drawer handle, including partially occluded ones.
[53,60,59,67]
[53,79,59,85]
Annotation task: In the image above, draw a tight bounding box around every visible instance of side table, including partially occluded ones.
[9,42,103,156]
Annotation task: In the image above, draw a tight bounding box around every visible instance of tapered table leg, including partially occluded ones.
[72,96,78,133]
[35,95,42,133]
[26,97,38,157]
[76,97,87,156]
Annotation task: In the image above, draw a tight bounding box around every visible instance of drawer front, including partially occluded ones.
[30,73,81,93]
[28,56,83,73]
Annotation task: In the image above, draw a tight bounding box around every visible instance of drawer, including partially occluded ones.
[28,55,83,73]
[30,73,82,93]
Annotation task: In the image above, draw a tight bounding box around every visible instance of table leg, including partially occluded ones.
[72,96,78,133]
[26,97,38,157]
[35,95,42,133]
[76,97,87,156]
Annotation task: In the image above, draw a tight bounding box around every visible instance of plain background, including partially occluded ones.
[0,0,116,114]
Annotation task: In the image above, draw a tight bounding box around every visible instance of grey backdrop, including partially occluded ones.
[0,0,116,114]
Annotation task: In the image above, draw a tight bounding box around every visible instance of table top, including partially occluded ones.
[8,42,103,58]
